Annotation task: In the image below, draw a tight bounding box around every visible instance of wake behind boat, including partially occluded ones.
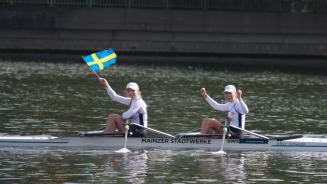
[0,131,327,151]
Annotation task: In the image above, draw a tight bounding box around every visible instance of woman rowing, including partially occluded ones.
[200,84,249,138]
[99,78,148,137]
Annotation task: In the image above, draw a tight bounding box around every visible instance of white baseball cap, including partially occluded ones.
[224,85,236,93]
[126,82,139,91]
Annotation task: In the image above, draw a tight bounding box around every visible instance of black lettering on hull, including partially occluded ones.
[141,138,211,144]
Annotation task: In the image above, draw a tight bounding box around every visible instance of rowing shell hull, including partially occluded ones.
[0,135,327,151]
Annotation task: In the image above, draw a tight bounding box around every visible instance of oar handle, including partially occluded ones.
[123,120,130,130]
[223,116,231,131]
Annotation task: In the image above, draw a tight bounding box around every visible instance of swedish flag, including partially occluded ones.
[82,49,117,71]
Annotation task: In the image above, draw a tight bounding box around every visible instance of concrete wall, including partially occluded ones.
[0,5,327,67]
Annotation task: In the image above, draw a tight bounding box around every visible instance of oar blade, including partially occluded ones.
[211,150,226,155]
[115,147,130,153]
[115,123,130,153]
[212,125,228,155]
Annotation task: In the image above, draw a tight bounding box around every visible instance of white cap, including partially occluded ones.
[224,85,236,93]
[126,82,139,91]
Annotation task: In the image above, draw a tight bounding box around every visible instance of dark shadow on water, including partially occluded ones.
[0,50,326,75]
[122,62,327,76]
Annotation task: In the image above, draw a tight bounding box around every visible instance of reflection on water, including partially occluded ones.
[101,150,149,184]
[0,60,327,183]
[0,148,327,183]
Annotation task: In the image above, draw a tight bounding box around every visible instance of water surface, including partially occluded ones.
[0,60,326,183]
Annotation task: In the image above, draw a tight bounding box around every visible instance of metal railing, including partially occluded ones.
[0,0,326,13]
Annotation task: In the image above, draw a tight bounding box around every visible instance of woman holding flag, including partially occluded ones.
[99,78,148,137]
[83,48,148,137]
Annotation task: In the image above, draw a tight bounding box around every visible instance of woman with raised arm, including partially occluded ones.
[200,85,249,138]
[99,78,147,137]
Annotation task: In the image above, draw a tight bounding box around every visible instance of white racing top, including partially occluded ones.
[105,83,148,127]
[205,96,249,129]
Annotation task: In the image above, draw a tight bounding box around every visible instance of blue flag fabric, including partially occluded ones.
[82,49,117,71]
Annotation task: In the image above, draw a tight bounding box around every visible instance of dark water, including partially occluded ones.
[0,60,327,183]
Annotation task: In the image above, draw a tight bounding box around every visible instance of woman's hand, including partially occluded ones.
[200,88,208,98]
[237,89,242,99]
[99,78,108,87]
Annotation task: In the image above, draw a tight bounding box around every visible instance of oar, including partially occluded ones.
[211,118,230,155]
[130,123,175,138]
[229,125,269,139]
[115,122,130,153]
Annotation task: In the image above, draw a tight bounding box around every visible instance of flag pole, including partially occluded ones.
[93,71,100,79]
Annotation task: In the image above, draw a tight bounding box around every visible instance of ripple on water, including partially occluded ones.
[248,178,284,182]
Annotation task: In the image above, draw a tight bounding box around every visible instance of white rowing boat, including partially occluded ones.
[0,132,327,151]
